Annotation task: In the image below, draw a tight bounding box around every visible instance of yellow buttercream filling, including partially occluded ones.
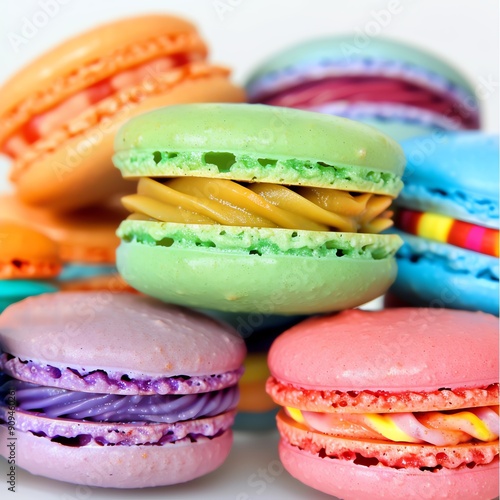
[122,177,393,233]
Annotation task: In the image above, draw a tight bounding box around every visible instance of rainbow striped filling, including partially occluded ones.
[286,406,499,446]
[397,209,499,257]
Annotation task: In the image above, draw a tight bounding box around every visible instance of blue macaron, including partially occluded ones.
[57,263,117,283]
[391,132,499,315]
[0,280,58,313]
[246,37,480,141]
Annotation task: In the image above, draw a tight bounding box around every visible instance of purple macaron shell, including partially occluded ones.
[0,353,243,395]
[1,424,234,488]
[0,292,246,379]
[3,407,236,446]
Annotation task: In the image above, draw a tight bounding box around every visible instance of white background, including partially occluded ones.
[0,1,499,499]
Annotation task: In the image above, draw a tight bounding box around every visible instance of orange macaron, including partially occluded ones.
[0,194,122,263]
[0,195,132,293]
[0,221,61,278]
[0,15,245,211]
[0,221,60,311]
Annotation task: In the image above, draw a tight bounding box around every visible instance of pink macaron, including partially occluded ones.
[266,308,499,500]
[0,292,246,488]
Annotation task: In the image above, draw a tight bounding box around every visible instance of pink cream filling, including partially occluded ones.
[2,53,195,158]
[261,76,479,129]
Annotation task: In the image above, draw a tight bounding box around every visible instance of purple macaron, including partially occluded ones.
[0,292,246,488]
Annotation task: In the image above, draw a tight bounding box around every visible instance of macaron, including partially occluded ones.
[266,308,499,500]
[246,37,480,141]
[0,221,60,311]
[114,103,405,314]
[392,132,499,315]
[201,311,303,430]
[233,327,284,431]
[0,292,245,487]
[0,194,131,292]
[0,15,244,211]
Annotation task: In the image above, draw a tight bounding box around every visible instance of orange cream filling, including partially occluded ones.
[285,406,500,446]
[2,54,196,159]
[122,178,394,233]
[238,353,276,412]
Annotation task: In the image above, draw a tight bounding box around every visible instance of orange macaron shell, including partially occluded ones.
[11,64,244,211]
[0,15,207,141]
[266,309,499,499]
[0,221,61,278]
[1,15,245,211]
[57,273,136,293]
[0,195,123,263]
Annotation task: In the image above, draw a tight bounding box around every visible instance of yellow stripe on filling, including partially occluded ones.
[417,212,454,242]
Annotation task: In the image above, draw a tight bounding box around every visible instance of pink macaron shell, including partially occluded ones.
[268,308,498,392]
[1,425,233,488]
[279,440,499,500]
[0,292,246,377]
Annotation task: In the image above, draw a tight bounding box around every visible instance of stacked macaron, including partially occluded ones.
[112,102,406,433]
[391,132,499,315]
[1,9,496,497]
[0,221,60,312]
[0,195,130,294]
[246,37,480,141]
[266,308,499,499]
[0,14,244,211]
[202,310,304,430]
[0,14,245,303]
[0,292,246,487]
[114,103,405,314]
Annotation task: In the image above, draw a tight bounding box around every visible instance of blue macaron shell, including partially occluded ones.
[233,409,278,431]
[0,280,58,312]
[393,231,499,315]
[200,309,305,340]
[399,132,499,228]
[318,112,444,142]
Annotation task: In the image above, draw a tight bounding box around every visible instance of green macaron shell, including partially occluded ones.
[116,221,402,314]
[114,104,405,196]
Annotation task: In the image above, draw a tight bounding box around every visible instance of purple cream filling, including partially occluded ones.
[0,352,243,395]
[1,377,239,423]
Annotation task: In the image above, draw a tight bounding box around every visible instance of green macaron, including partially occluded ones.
[114,103,404,314]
